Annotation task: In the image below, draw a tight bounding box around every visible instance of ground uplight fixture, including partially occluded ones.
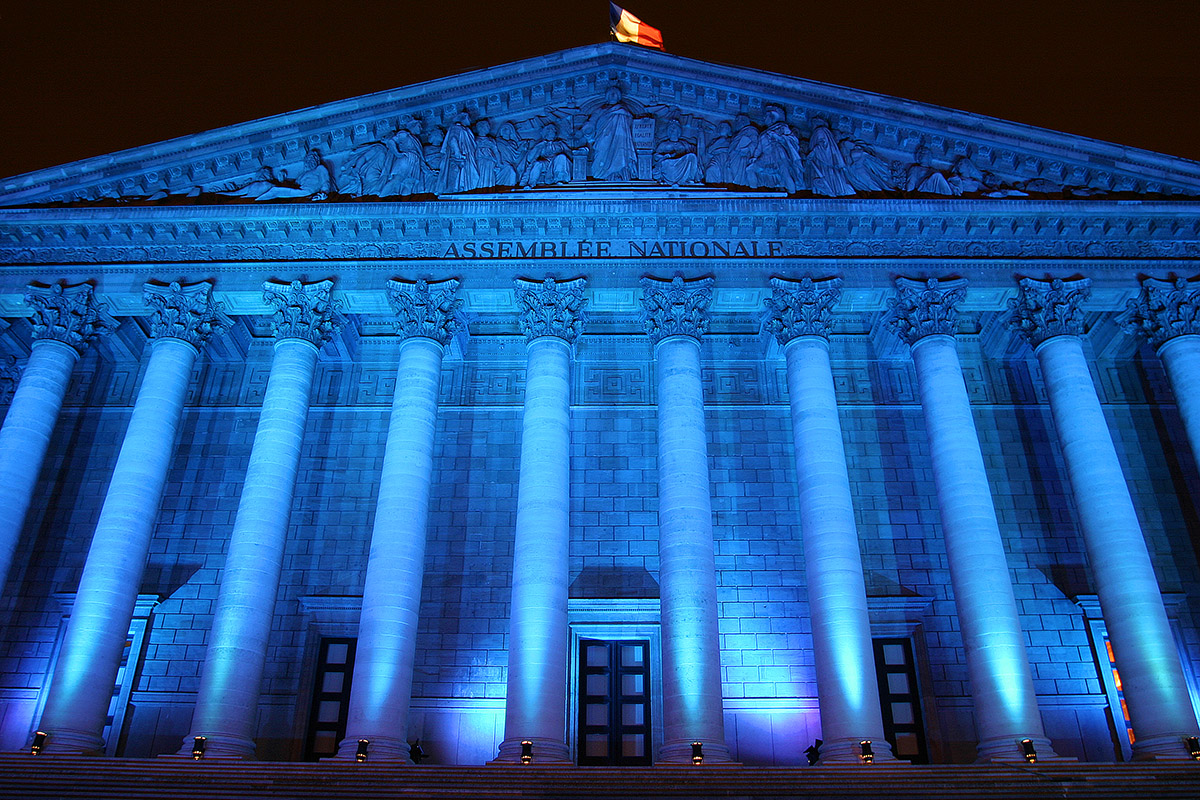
[192,736,206,760]
[355,738,370,763]
[859,740,874,763]
[520,740,533,764]
[691,741,704,764]
[1020,738,1037,764]
[1185,735,1200,761]
[30,731,47,755]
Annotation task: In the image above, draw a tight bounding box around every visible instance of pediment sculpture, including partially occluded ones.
[71,84,1155,206]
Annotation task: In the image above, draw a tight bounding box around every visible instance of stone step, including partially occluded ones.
[0,756,1197,800]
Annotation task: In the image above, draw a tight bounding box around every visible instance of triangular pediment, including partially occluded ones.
[4,42,1200,207]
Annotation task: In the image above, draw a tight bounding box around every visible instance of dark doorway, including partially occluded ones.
[304,637,356,760]
[874,637,929,763]
[577,638,652,765]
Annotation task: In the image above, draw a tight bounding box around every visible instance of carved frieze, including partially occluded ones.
[386,278,464,345]
[263,279,345,347]
[143,280,233,349]
[514,276,587,343]
[888,277,968,344]
[639,274,714,344]
[0,355,19,402]
[764,276,842,343]
[1009,277,1091,348]
[24,281,119,354]
[1122,276,1200,349]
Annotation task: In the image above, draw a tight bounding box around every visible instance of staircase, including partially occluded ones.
[0,755,1197,799]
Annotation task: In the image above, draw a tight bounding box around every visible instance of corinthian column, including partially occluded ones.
[182,280,343,757]
[1125,276,1200,464]
[890,277,1055,761]
[765,277,892,763]
[38,281,230,754]
[0,282,116,591]
[496,277,586,763]
[640,275,730,763]
[337,278,462,761]
[1013,277,1200,758]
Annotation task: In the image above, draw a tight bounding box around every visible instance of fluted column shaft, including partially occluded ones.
[653,334,730,763]
[337,336,445,760]
[0,340,78,590]
[183,338,320,756]
[910,334,1052,759]
[39,336,199,752]
[1036,334,1199,756]
[783,335,890,762]
[497,336,573,762]
[1157,335,1200,463]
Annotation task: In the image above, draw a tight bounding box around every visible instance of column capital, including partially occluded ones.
[1009,276,1091,348]
[143,280,232,349]
[515,276,587,343]
[764,276,842,343]
[385,278,463,344]
[639,274,714,344]
[1122,276,1200,349]
[24,282,118,355]
[888,276,968,345]
[263,279,344,347]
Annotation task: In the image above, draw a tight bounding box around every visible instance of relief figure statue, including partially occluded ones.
[840,137,897,192]
[750,104,806,194]
[652,120,700,185]
[703,121,733,184]
[587,86,639,181]
[493,122,527,187]
[340,120,429,197]
[435,112,481,194]
[805,117,855,197]
[209,150,331,201]
[727,114,760,186]
[904,147,955,195]
[473,119,501,188]
[521,124,573,187]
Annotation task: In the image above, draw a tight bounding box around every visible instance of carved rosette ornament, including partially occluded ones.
[1009,277,1091,348]
[639,275,715,344]
[24,282,118,354]
[386,278,464,345]
[143,280,233,349]
[764,276,842,343]
[888,276,968,345]
[263,279,345,348]
[514,276,587,343]
[1122,276,1200,350]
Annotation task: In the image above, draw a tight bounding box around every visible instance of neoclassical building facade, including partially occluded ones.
[0,43,1199,765]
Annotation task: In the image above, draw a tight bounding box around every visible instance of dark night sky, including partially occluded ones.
[2,1,1198,180]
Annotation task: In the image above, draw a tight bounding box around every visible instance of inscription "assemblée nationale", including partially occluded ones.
[441,240,786,259]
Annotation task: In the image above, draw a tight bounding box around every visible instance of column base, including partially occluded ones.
[35,727,105,755]
[1132,732,1200,760]
[174,732,256,759]
[492,736,571,764]
[333,734,411,763]
[658,737,733,764]
[976,734,1062,763]
[816,736,898,764]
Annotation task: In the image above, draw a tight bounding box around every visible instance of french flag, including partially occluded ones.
[610,3,664,50]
